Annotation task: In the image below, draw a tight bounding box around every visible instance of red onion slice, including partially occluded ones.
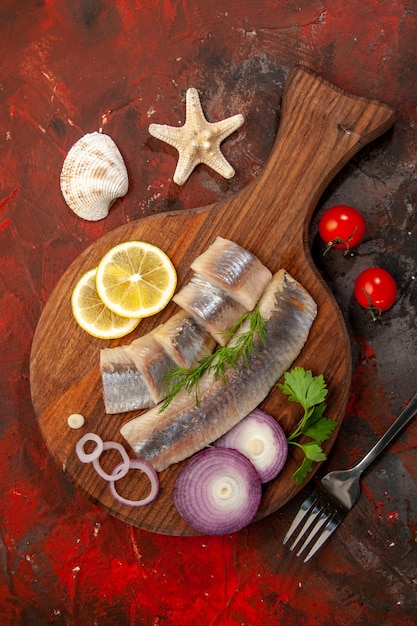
[109,459,159,507]
[214,408,288,483]
[92,441,130,481]
[75,433,104,463]
[174,448,262,535]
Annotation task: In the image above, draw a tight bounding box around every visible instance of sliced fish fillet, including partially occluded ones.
[120,270,317,471]
[128,333,176,404]
[173,273,248,346]
[190,236,272,309]
[153,311,216,369]
[101,332,175,414]
[101,314,216,414]
[100,344,157,414]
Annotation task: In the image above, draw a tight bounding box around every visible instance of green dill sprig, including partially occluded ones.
[159,307,266,412]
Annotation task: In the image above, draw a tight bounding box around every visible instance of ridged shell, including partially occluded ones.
[60,132,128,221]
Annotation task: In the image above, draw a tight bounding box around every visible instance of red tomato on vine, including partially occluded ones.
[318,205,366,254]
[354,267,397,320]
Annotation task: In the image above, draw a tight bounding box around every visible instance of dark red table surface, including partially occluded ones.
[1,1,416,624]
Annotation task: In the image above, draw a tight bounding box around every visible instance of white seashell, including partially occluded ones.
[60,132,129,221]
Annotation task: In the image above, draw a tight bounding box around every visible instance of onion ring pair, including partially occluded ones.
[75,433,159,507]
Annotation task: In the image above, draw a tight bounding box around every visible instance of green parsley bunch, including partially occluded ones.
[278,366,337,484]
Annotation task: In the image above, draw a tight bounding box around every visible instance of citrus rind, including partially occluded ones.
[71,268,141,339]
[95,241,177,318]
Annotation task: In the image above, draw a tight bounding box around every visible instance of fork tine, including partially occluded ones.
[289,499,325,551]
[302,509,344,562]
[283,491,317,545]
[290,493,323,550]
[295,507,331,557]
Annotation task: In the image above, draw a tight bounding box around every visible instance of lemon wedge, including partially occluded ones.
[95,241,177,318]
[71,268,141,339]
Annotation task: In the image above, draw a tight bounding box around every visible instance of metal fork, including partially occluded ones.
[283,391,417,562]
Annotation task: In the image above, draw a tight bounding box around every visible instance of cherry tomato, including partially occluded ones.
[354,267,397,319]
[318,205,366,254]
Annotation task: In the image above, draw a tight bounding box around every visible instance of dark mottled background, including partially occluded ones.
[0,1,416,624]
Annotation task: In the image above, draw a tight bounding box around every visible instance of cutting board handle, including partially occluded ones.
[231,66,396,250]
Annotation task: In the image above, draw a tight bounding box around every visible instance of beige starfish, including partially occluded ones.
[149,88,244,185]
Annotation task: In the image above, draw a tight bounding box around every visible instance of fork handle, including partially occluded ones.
[353,391,417,474]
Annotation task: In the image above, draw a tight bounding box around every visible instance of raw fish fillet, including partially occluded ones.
[101,333,175,414]
[153,310,216,369]
[190,236,272,309]
[101,315,216,414]
[100,345,156,414]
[173,273,247,346]
[129,333,176,403]
[120,270,317,471]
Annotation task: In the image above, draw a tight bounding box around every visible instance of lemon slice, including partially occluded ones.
[71,268,141,339]
[95,241,177,318]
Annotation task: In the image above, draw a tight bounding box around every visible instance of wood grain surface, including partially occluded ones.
[30,66,396,535]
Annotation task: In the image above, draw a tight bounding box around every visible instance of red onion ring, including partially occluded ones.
[174,448,262,535]
[75,433,104,463]
[109,459,159,507]
[92,441,130,481]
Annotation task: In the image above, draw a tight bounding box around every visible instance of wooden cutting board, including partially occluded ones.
[30,67,396,535]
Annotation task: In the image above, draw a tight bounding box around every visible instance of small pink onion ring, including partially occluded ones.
[92,441,130,481]
[75,433,104,464]
[109,459,159,507]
